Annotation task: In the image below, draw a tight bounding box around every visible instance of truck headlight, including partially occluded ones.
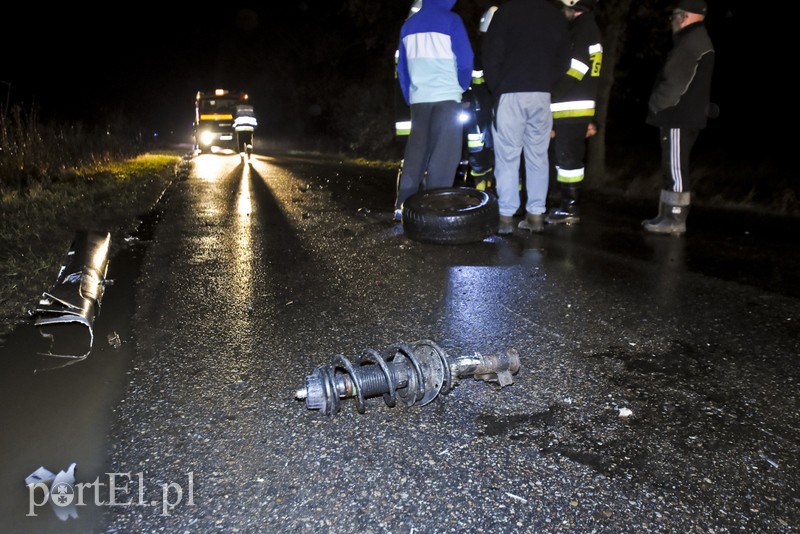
[200,131,215,146]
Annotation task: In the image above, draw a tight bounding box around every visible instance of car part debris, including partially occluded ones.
[107,332,122,349]
[25,463,78,521]
[31,230,111,359]
[295,339,520,415]
[402,188,499,245]
[25,466,58,486]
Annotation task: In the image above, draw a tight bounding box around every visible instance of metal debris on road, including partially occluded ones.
[295,339,521,415]
[107,332,122,349]
[30,231,112,360]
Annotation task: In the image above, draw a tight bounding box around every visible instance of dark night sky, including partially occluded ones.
[2,4,385,134]
[2,5,279,134]
[0,2,779,158]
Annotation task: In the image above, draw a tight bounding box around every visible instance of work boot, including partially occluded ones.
[643,190,691,235]
[473,170,494,192]
[518,213,544,233]
[545,184,581,225]
[475,178,489,191]
[497,215,515,235]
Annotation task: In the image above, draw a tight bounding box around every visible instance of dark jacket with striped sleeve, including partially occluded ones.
[647,21,715,129]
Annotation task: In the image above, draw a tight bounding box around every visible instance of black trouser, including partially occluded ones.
[659,127,700,193]
[237,130,253,152]
[395,101,462,210]
[552,121,589,185]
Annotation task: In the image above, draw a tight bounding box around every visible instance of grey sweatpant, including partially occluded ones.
[492,92,553,217]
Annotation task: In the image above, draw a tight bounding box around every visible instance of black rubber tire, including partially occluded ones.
[402,187,499,245]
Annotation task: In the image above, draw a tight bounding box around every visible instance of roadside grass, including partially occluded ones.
[594,140,798,218]
[639,166,790,216]
[0,151,182,337]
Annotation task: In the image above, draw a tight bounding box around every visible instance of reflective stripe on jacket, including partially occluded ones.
[551,12,603,122]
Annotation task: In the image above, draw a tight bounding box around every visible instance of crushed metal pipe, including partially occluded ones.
[31,230,112,359]
[296,339,520,416]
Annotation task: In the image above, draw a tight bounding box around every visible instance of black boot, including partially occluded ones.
[642,190,667,227]
[643,190,690,235]
[545,184,581,225]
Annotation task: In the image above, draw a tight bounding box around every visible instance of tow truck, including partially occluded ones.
[193,89,256,154]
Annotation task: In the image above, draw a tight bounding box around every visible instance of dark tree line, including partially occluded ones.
[8,2,776,205]
[212,0,726,180]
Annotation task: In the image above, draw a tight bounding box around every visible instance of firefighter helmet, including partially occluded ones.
[479,6,498,33]
[408,0,422,18]
[560,0,597,11]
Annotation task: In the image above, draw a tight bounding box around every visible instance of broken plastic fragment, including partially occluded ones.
[25,466,56,486]
[25,463,79,521]
[49,463,78,520]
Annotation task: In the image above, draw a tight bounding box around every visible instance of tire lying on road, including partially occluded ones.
[402,187,499,245]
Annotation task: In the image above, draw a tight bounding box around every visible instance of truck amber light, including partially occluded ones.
[199,113,233,121]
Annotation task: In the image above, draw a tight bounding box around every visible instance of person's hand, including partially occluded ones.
[586,121,597,138]
[550,129,556,139]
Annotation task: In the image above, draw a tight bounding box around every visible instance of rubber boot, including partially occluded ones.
[518,213,544,233]
[643,190,690,235]
[641,192,667,227]
[545,184,581,225]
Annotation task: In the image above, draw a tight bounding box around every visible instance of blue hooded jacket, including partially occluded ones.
[397,0,474,105]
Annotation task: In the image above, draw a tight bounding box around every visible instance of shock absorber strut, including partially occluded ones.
[295,339,520,415]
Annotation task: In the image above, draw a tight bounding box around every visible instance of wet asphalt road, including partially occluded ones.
[1,150,798,533]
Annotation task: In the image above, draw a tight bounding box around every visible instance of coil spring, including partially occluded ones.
[315,340,452,415]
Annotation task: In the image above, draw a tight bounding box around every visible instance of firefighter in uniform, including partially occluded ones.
[463,6,497,192]
[234,103,257,158]
[393,2,419,141]
[546,0,603,225]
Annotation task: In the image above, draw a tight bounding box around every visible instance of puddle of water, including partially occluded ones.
[0,241,147,532]
[477,408,556,438]
[0,170,176,531]
[476,407,644,478]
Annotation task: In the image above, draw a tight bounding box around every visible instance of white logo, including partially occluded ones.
[26,463,195,519]
[50,482,75,507]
